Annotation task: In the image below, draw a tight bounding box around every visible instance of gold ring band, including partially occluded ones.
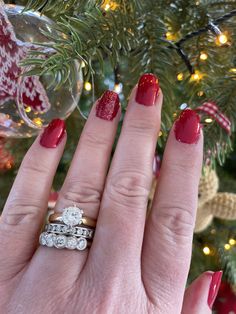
[49,213,96,228]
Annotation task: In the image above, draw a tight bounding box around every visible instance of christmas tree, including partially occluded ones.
[1,0,236,311]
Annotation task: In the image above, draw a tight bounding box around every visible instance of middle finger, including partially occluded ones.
[88,74,162,270]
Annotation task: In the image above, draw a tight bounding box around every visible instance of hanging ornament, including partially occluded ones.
[195,167,236,233]
[0,2,83,138]
[0,137,14,171]
[196,101,231,134]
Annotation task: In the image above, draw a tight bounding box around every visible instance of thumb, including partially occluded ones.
[182,271,222,314]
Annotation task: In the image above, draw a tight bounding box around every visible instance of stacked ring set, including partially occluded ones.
[39,206,96,251]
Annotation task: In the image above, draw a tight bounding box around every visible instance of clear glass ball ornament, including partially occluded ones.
[0,4,83,138]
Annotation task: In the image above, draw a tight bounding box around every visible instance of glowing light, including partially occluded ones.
[81,61,86,68]
[200,52,208,61]
[173,112,177,118]
[114,83,123,94]
[166,32,176,41]
[197,91,204,97]
[203,246,211,255]
[229,238,236,245]
[25,106,31,113]
[229,68,236,73]
[177,73,184,81]
[102,1,119,11]
[84,82,92,91]
[159,131,163,137]
[33,118,43,127]
[104,4,110,11]
[190,71,203,82]
[224,243,231,250]
[205,118,213,123]
[216,33,229,46]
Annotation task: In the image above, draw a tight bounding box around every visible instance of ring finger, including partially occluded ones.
[33,90,121,275]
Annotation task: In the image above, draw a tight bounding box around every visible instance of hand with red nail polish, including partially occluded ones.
[0,74,208,314]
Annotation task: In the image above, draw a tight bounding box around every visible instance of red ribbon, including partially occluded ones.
[196,101,231,134]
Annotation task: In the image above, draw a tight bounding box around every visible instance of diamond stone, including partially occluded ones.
[61,225,68,233]
[83,229,89,236]
[39,232,47,245]
[45,233,56,247]
[56,225,62,232]
[62,206,83,227]
[77,228,83,235]
[54,235,67,249]
[66,236,77,250]
[77,237,87,251]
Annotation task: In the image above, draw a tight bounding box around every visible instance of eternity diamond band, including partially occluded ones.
[44,223,94,239]
[39,232,89,251]
[39,205,96,251]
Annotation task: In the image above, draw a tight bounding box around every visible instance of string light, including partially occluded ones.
[104,4,110,11]
[200,52,208,61]
[25,106,31,113]
[33,118,43,127]
[229,238,236,245]
[197,91,204,97]
[84,82,92,91]
[203,246,211,255]
[205,118,213,123]
[102,1,119,11]
[114,83,123,94]
[177,73,184,81]
[224,243,231,250]
[216,33,229,46]
[190,71,203,82]
[229,68,236,73]
[166,32,176,41]
[159,131,163,137]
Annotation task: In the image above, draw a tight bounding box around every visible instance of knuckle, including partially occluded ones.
[21,153,50,177]
[106,170,150,209]
[2,200,43,226]
[61,178,102,210]
[154,203,195,245]
[82,130,110,149]
[125,116,157,137]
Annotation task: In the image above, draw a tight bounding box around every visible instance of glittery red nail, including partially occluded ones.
[96,90,120,121]
[175,109,201,144]
[136,73,160,106]
[40,119,66,148]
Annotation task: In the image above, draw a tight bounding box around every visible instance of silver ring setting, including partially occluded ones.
[39,206,95,251]
[39,232,88,250]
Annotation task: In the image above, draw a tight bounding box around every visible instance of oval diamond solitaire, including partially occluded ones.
[62,206,83,227]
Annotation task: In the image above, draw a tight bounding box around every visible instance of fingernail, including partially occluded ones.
[136,73,160,106]
[208,271,222,309]
[40,119,66,148]
[96,90,120,121]
[174,109,201,144]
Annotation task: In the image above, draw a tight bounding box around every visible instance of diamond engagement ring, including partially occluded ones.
[39,206,96,251]
[49,206,96,228]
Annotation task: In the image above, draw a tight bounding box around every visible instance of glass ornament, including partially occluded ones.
[0,4,83,138]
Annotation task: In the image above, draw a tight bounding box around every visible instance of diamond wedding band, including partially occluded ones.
[39,206,96,251]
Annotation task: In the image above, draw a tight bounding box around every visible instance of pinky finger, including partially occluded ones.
[182,271,222,314]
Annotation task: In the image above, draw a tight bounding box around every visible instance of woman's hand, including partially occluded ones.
[0,74,221,313]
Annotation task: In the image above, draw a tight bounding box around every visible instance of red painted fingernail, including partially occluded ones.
[174,109,201,144]
[40,119,66,148]
[96,90,120,121]
[136,73,160,106]
[208,271,223,309]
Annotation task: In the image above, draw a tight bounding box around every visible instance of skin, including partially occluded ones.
[0,85,212,314]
